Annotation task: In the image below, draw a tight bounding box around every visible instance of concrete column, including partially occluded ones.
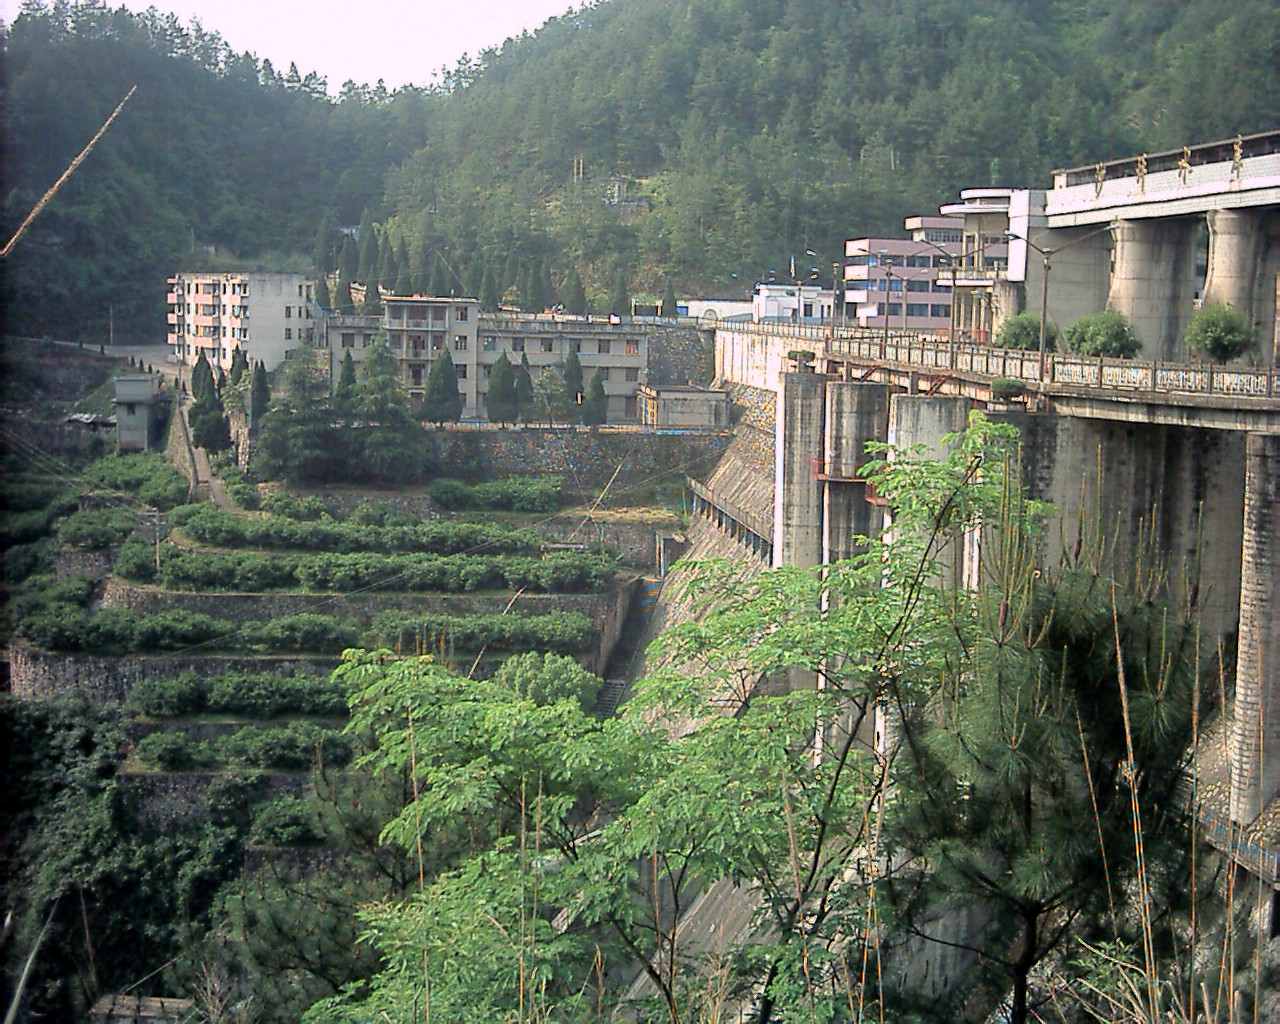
[823,383,890,564]
[1231,433,1280,824]
[1203,209,1264,318]
[1107,218,1199,360]
[773,370,825,569]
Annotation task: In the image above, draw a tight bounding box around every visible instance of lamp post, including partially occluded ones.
[879,250,894,350]
[1004,224,1114,382]
[805,248,844,336]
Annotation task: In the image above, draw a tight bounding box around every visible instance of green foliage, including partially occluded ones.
[56,506,137,549]
[661,278,678,317]
[249,796,326,847]
[582,369,608,427]
[421,347,463,424]
[608,265,630,317]
[350,335,431,483]
[228,347,249,387]
[255,359,339,484]
[1186,302,1255,362]
[1064,308,1142,358]
[428,475,563,513]
[563,266,587,315]
[135,729,212,770]
[191,351,216,403]
[515,352,535,421]
[83,451,189,510]
[366,609,594,656]
[561,346,584,423]
[485,351,518,423]
[994,310,1059,352]
[189,394,231,453]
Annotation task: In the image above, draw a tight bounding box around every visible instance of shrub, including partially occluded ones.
[129,673,205,716]
[205,672,345,717]
[249,797,326,847]
[0,508,56,548]
[217,722,352,771]
[494,651,602,710]
[262,493,330,521]
[1186,303,1254,363]
[113,537,157,581]
[1064,310,1142,358]
[57,507,139,549]
[430,476,563,513]
[243,613,360,654]
[135,731,210,771]
[994,311,1058,352]
[2,537,57,584]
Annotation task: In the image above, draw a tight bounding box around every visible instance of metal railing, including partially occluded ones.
[717,321,1280,401]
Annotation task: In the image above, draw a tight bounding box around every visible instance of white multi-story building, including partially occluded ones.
[167,272,318,372]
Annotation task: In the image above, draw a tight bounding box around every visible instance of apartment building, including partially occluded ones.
[326,297,650,422]
[843,215,1008,337]
[167,272,317,372]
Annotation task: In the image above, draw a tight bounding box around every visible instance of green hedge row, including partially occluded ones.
[57,507,140,549]
[121,544,613,595]
[429,475,563,513]
[129,669,347,718]
[134,721,352,772]
[169,503,541,556]
[366,609,594,655]
[83,452,189,511]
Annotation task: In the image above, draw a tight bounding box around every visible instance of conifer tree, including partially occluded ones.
[353,336,422,481]
[335,270,355,312]
[228,348,249,387]
[564,267,587,316]
[429,256,449,296]
[608,266,630,318]
[421,348,463,424]
[515,353,535,421]
[479,265,500,311]
[394,266,413,296]
[191,350,215,403]
[486,352,518,424]
[357,211,379,282]
[361,282,382,315]
[582,370,607,427]
[378,242,397,295]
[314,211,338,276]
[249,361,271,425]
[338,236,358,281]
[535,258,553,311]
[661,279,678,318]
[334,350,358,416]
[314,275,331,311]
[561,347,584,423]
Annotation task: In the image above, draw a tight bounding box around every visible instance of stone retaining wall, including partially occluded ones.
[55,547,116,581]
[118,770,309,830]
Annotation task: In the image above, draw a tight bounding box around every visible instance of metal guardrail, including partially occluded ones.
[1198,807,1280,883]
[718,321,1280,401]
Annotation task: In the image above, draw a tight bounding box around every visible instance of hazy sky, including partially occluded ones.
[1,0,584,92]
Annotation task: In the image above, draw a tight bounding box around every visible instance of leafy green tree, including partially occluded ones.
[582,369,607,427]
[661,278,679,318]
[1186,302,1254,362]
[994,310,1058,351]
[313,211,339,276]
[189,395,230,453]
[561,347,584,423]
[608,265,630,318]
[515,352,535,421]
[337,236,358,282]
[1064,309,1142,358]
[563,266,587,316]
[421,347,463,424]
[486,351,518,424]
[532,366,562,424]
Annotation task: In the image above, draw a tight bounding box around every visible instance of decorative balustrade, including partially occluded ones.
[720,321,1279,401]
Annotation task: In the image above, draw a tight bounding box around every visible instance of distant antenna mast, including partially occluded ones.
[2,85,137,259]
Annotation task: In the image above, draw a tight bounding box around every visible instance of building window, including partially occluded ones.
[624,397,637,418]
[906,255,931,268]
[931,304,951,318]
[512,338,525,352]
[342,333,355,348]
[455,307,468,321]
[541,339,554,353]
[598,340,611,354]
[284,328,292,340]
[411,366,423,386]
[907,279,930,292]
[482,336,496,351]
[596,367,609,381]
[431,307,445,322]
[362,334,373,348]
[456,365,467,379]
[625,367,639,382]
[625,339,639,355]
[454,336,468,351]
[887,303,902,317]
[906,303,930,318]
[285,307,292,318]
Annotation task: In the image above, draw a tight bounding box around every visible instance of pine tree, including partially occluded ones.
[228,348,249,387]
[191,350,215,403]
[314,276,331,311]
[608,266,630,318]
[561,347,584,423]
[378,242,397,295]
[314,211,338,276]
[421,348,463,424]
[338,236,358,281]
[215,366,227,394]
[535,258,553,311]
[334,350,358,416]
[189,396,230,453]
[661,279,678,318]
[353,335,424,482]
[582,370,607,427]
[564,267,587,316]
[429,256,449,296]
[361,282,382,315]
[335,270,354,312]
[486,352,518,424]
[515,353,535,422]
[394,266,413,296]
[479,265,500,311]
[249,361,271,425]
[357,210,379,282]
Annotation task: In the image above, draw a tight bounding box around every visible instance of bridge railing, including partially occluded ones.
[719,321,1279,401]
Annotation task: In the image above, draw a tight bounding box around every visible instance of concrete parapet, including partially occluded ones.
[1231,433,1280,823]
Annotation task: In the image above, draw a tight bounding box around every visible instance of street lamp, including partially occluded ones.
[879,250,894,349]
[1004,224,1114,382]
[806,248,844,334]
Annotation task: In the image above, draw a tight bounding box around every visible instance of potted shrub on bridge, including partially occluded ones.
[1186,303,1255,363]
[1064,309,1142,358]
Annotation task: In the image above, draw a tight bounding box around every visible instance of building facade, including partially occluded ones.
[843,215,1009,338]
[167,272,318,372]
[325,298,651,422]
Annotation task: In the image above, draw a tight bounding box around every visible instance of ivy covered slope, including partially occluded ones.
[5,0,1276,340]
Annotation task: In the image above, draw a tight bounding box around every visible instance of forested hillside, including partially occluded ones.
[4,0,1276,338]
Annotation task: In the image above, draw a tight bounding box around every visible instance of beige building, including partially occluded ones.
[637,384,729,429]
[327,298,651,422]
[167,272,318,372]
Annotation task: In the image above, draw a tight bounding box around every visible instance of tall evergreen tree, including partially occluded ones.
[361,282,382,315]
[486,352,518,424]
[228,347,249,387]
[357,211,379,283]
[353,336,424,481]
[608,266,630,318]
[394,266,413,296]
[515,353,535,422]
[421,348,463,424]
[661,279,678,318]
[189,394,230,453]
[564,267,587,316]
[335,270,355,313]
[338,236,358,282]
[334,350,358,416]
[314,211,339,277]
[535,258,553,311]
[314,276,332,311]
[479,265,500,311]
[255,359,337,484]
[582,370,607,427]
[429,256,449,297]
[561,348,584,423]
[190,350,215,403]
[249,360,271,426]
[378,242,398,295]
